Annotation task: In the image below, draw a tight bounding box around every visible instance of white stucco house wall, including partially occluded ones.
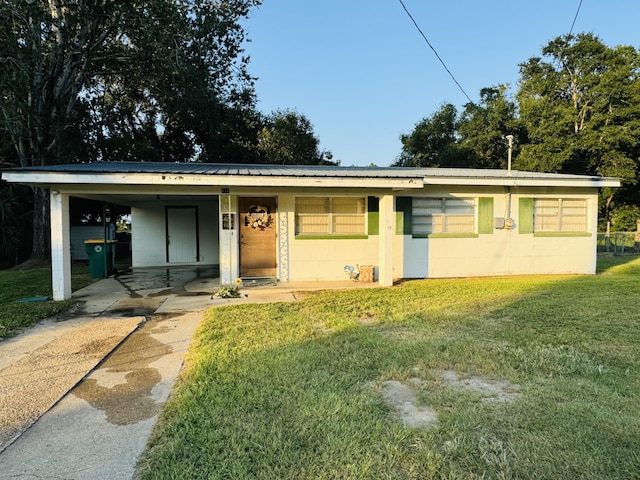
[2,162,619,300]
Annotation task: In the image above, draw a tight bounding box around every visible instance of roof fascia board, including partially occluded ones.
[2,172,425,189]
[3,170,620,189]
[423,176,620,188]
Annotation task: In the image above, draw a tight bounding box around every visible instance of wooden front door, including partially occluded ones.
[239,197,277,277]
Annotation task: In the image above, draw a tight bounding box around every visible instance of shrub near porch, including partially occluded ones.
[138,257,640,479]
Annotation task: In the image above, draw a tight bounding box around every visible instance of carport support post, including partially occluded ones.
[219,194,238,285]
[378,195,394,287]
[50,190,72,300]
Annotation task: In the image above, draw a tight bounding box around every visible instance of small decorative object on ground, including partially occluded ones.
[211,286,244,299]
[359,265,375,283]
[245,205,273,230]
[344,264,359,281]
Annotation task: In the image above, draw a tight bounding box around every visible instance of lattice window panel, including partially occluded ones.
[412,197,475,234]
[296,197,366,235]
[534,199,587,232]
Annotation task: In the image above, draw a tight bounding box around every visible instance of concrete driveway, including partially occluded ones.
[0,267,378,479]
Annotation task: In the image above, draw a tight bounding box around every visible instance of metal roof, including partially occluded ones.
[8,162,429,179]
[4,161,618,182]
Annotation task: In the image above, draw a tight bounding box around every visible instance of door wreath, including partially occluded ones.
[245,205,274,230]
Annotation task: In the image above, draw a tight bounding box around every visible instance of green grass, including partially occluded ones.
[137,256,639,478]
[0,263,94,340]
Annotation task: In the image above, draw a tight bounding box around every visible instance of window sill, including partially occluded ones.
[411,233,479,239]
[295,235,369,240]
[533,232,592,237]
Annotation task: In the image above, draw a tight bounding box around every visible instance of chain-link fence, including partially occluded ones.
[597,232,640,255]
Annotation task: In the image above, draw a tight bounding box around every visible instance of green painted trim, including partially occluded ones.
[533,232,592,237]
[519,197,534,234]
[367,196,379,235]
[412,233,479,239]
[396,196,412,235]
[295,235,369,240]
[478,197,494,234]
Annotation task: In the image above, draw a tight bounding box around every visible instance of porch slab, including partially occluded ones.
[77,266,385,314]
[159,278,385,312]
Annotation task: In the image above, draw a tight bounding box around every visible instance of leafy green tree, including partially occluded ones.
[256,110,336,165]
[516,33,640,217]
[394,103,474,167]
[80,0,261,164]
[458,86,523,169]
[517,34,639,176]
[0,140,31,263]
[609,205,640,232]
[0,0,261,259]
[396,33,640,227]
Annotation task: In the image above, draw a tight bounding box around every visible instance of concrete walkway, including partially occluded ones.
[0,268,379,479]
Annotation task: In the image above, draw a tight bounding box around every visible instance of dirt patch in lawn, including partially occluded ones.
[357,312,378,325]
[379,371,520,429]
[440,370,521,403]
[380,380,438,428]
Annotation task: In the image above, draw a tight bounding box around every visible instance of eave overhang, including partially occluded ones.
[1,171,425,190]
[423,175,620,188]
[2,163,621,191]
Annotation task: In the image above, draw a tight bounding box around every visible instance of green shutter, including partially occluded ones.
[396,197,412,235]
[367,196,379,235]
[519,198,534,234]
[478,197,494,234]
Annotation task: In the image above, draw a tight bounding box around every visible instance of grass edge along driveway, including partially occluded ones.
[0,265,92,340]
[138,256,640,479]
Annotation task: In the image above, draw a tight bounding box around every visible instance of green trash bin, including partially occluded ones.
[84,240,116,278]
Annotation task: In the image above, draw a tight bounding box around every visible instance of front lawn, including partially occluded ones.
[138,256,640,479]
[0,264,93,340]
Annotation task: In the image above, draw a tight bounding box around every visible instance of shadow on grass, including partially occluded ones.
[139,257,640,479]
[595,253,640,274]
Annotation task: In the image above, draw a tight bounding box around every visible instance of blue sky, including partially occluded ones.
[242,1,640,167]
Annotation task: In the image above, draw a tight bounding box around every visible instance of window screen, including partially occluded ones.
[534,199,587,232]
[296,197,366,235]
[412,197,475,234]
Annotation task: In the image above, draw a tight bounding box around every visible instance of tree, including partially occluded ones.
[256,110,336,165]
[458,85,523,169]
[393,103,474,167]
[395,33,640,225]
[0,0,261,259]
[516,34,640,216]
[609,205,640,232]
[0,139,31,263]
[0,183,31,262]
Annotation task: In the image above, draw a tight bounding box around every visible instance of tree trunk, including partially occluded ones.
[31,187,51,261]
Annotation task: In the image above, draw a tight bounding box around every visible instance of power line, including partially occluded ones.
[397,0,474,105]
[568,0,584,35]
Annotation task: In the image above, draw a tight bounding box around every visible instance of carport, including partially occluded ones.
[3,162,412,300]
[4,163,228,300]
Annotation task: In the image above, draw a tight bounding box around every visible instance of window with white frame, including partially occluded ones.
[534,198,588,233]
[295,197,366,235]
[412,197,476,235]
